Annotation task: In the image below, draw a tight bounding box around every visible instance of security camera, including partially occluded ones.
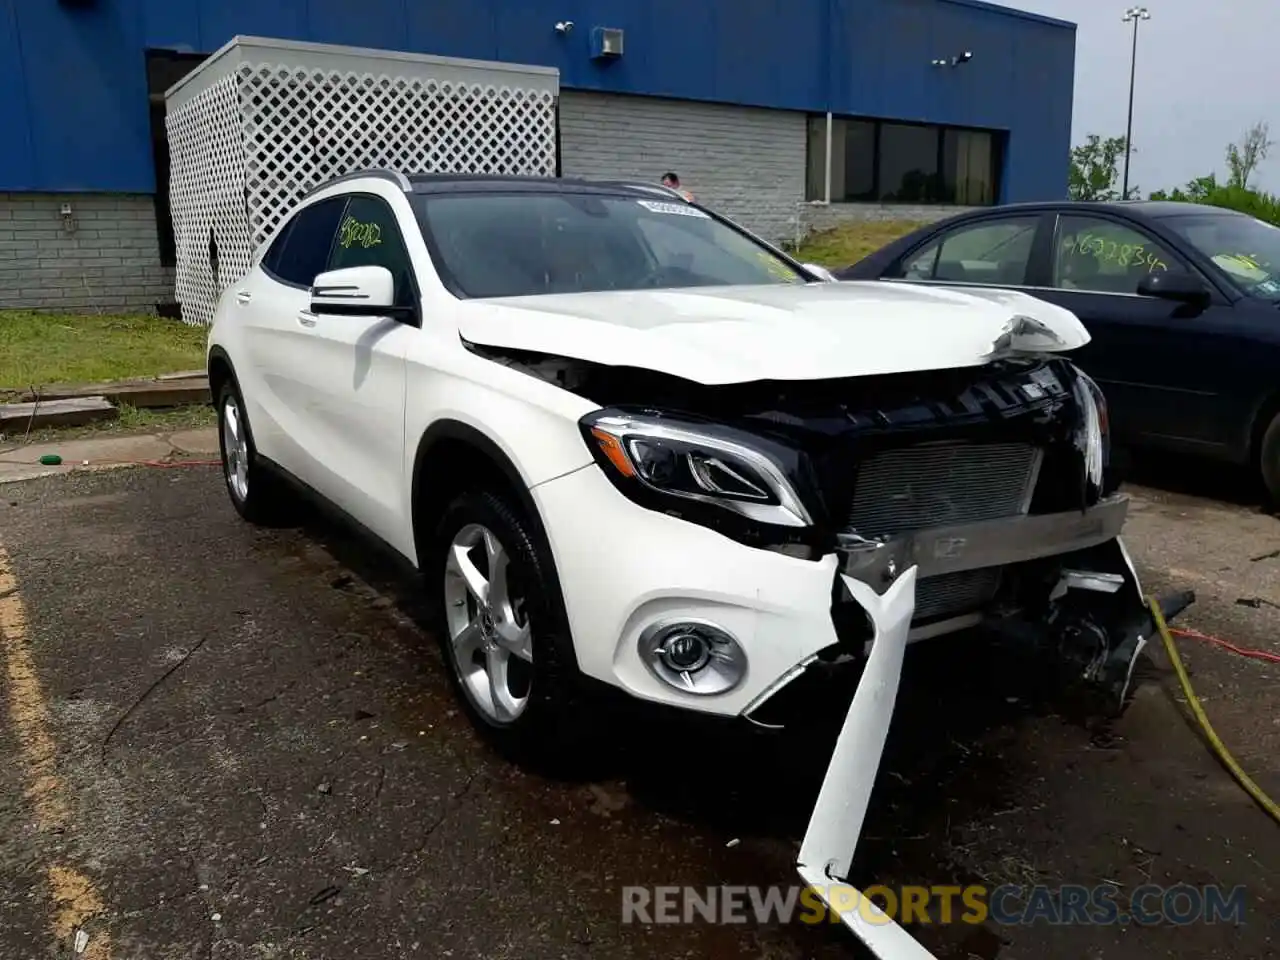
[555,20,574,34]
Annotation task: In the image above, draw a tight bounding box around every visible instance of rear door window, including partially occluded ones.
[893,217,1039,286]
[265,197,347,288]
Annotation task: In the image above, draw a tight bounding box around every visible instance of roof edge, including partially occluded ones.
[939,0,1076,30]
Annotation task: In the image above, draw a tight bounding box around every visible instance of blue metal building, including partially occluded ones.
[0,0,1076,311]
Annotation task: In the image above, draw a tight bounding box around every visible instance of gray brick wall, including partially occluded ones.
[559,90,807,244]
[0,193,173,313]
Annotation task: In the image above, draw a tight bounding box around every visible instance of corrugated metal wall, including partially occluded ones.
[0,0,1075,201]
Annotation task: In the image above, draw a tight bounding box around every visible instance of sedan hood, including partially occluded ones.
[456,280,1090,385]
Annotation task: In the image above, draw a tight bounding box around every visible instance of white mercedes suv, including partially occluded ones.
[208,170,1170,956]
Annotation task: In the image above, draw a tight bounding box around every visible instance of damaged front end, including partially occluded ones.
[468,334,1189,959]
[474,335,1164,717]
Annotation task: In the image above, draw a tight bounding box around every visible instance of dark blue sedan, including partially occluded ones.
[834,200,1280,499]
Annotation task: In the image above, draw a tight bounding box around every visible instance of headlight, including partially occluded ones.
[580,410,814,529]
[1072,368,1110,494]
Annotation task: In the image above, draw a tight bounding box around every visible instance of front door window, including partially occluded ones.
[1051,216,1182,295]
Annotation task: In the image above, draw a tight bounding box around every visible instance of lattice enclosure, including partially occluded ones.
[165,36,560,325]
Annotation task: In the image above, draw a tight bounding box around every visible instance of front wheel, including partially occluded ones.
[431,488,589,767]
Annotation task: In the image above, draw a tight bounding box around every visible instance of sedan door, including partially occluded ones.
[1030,213,1242,456]
[274,193,419,549]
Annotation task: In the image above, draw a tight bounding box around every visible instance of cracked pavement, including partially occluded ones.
[0,463,1278,959]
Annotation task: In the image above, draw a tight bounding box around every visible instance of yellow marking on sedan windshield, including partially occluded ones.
[1213,253,1271,281]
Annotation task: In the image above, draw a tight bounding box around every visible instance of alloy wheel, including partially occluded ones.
[221,394,250,502]
[442,523,534,725]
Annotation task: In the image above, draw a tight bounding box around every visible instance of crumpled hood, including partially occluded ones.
[456,280,1090,385]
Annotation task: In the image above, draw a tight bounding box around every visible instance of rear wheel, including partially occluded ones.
[432,487,589,767]
[217,380,288,524]
[1260,412,1280,506]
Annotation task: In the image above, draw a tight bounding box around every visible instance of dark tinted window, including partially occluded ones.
[1051,216,1182,295]
[415,192,807,298]
[327,195,416,307]
[259,220,294,277]
[879,122,940,202]
[892,217,1039,285]
[804,116,1001,206]
[267,197,346,287]
[942,129,998,205]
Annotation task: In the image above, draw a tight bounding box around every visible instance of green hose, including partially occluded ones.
[1148,595,1280,826]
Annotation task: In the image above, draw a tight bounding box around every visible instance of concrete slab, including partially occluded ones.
[10,378,210,409]
[0,428,219,484]
[0,396,117,431]
[165,427,219,453]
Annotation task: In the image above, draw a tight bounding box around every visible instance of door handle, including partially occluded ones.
[235,290,252,305]
[297,311,317,328]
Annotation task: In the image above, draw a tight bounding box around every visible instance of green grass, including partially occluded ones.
[0,311,207,390]
[792,220,925,269]
[2,403,216,447]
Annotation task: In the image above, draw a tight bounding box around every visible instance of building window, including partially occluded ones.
[805,116,1002,206]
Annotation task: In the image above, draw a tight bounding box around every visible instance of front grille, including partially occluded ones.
[915,567,1003,621]
[847,441,1040,538]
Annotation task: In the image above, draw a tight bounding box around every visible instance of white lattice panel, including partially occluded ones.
[167,73,254,327]
[165,36,559,325]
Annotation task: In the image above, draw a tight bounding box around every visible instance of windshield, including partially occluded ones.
[1164,213,1280,300]
[413,192,809,298]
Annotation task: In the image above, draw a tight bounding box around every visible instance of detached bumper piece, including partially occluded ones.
[794,547,1194,958]
[796,567,938,959]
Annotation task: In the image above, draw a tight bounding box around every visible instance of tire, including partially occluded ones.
[216,379,288,525]
[430,487,589,769]
[1260,412,1280,506]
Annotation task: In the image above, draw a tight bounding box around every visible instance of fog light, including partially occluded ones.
[638,620,747,695]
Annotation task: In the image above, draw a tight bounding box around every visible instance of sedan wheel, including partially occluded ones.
[442,522,534,726]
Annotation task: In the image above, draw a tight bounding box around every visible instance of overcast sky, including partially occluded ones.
[1013,0,1279,195]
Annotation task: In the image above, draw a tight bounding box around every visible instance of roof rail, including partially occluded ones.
[592,179,689,201]
[301,168,412,200]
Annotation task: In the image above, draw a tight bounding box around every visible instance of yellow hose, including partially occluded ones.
[1147,596,1280,826]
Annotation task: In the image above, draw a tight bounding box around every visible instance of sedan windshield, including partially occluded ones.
[1164,213,1280,300]
[414,192,808,298]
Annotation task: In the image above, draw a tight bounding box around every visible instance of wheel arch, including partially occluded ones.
[207,345,235,402]
[411,418,580,671]
[1249,387,1280,466]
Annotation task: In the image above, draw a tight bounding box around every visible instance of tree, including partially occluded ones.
[1068,134,1132,201]
[1225,121,1273,190]
[1149,173,1218,203]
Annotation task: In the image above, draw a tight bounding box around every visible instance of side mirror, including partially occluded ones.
[310,265,415,321]
[1136,270,1210,307]
[803,262,838,282]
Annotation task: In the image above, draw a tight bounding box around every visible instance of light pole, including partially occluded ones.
[1121,6,1150,200]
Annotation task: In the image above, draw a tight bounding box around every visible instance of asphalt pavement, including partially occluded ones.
[1,462,1277,960]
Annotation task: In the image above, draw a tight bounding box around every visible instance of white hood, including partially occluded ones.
[456,280,1090,385]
